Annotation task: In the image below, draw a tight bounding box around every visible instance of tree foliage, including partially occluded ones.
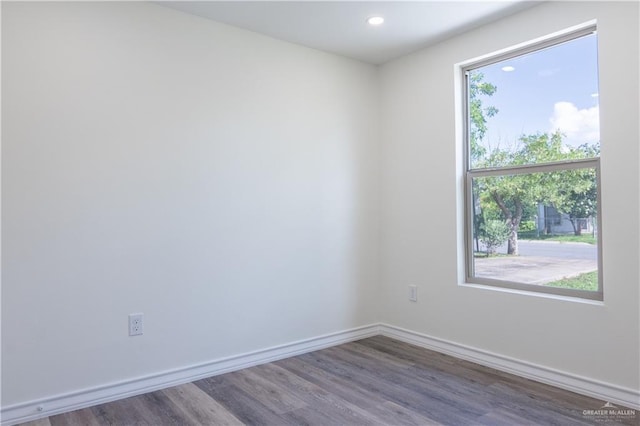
[554,166,598,235]
[479,220,510,256]
[475,133,598,253]
[468,71,498,162]
[469,73,599,253]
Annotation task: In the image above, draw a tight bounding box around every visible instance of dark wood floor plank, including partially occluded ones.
[324,344,493,416]
[88,394,169,426]
[137,390,191,424]
[223,367,308,414]
[359,336,460,370]
[49,407,102,426]
[18,419,52,426]
[161,382,243,426]
[282,404,373,426]
[362,335,618,424]
[476,407,546,426]
[276,355,440,425]
[254,363,383,425]
[301,348,484,424]
[349,339,419,369]
[484,369,604,410]
[485,381,614,426]
[19,336,638,426]
[346,340,496,393]
[271,353,437,425]
[194,378,298,425]
[343,344,500,412]
[380,400,443,426]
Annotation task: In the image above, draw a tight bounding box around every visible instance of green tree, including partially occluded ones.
[552,143,599,236]
[554,172,597,236]
[477,133,597,254]
[468,72,599,254]
[479,220,510,256]
[565,183,596,236]
[468,71,498,162]
[468,71,498,251]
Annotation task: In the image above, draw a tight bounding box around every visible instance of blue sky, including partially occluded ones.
[473,33,600,152]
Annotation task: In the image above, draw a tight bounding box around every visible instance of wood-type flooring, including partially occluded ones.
[20,336,638,425]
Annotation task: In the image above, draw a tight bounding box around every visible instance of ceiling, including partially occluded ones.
[158,1,541,64]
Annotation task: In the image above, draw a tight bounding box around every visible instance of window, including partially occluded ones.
[463,26,602,300]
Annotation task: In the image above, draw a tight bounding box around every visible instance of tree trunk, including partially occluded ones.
[569,218,577,235]
[569,217,582,236]
[491,191,522,255]
[507,221,519,255]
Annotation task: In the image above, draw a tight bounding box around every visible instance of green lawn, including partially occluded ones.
[546,271,598,291]
[473,252,508,258]
[519,233,597,245]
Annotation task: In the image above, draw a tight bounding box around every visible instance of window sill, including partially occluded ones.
[458,281,605,305]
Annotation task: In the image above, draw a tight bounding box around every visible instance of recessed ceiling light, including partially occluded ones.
[501,66,515,72]
[367,16,384,26]
[591,93,599,98]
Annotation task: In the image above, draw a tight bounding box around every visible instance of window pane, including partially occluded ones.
[471,167,598,292]
[468,33,600,169]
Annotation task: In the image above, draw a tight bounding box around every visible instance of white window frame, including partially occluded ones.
[462,25,603,301]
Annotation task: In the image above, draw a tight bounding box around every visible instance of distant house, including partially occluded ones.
[536,203,596,235]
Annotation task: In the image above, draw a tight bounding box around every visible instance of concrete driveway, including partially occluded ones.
[474,240,598,285]
[474,255,597,285]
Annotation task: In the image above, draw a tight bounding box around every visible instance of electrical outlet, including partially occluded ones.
[129,313,144,336]
[409,285,418,302]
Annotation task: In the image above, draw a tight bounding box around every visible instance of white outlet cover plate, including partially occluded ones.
[128,313,144,336]
[409,285,418,302]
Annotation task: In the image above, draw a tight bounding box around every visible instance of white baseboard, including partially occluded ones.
[379,323,640,411]
[0,324,380,426]
[3,322,638,425]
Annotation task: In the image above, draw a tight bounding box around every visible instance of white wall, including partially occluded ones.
[379,1,639,392]
[1,2,380,406]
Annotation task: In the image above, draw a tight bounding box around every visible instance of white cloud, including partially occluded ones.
[549,101,600,146]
